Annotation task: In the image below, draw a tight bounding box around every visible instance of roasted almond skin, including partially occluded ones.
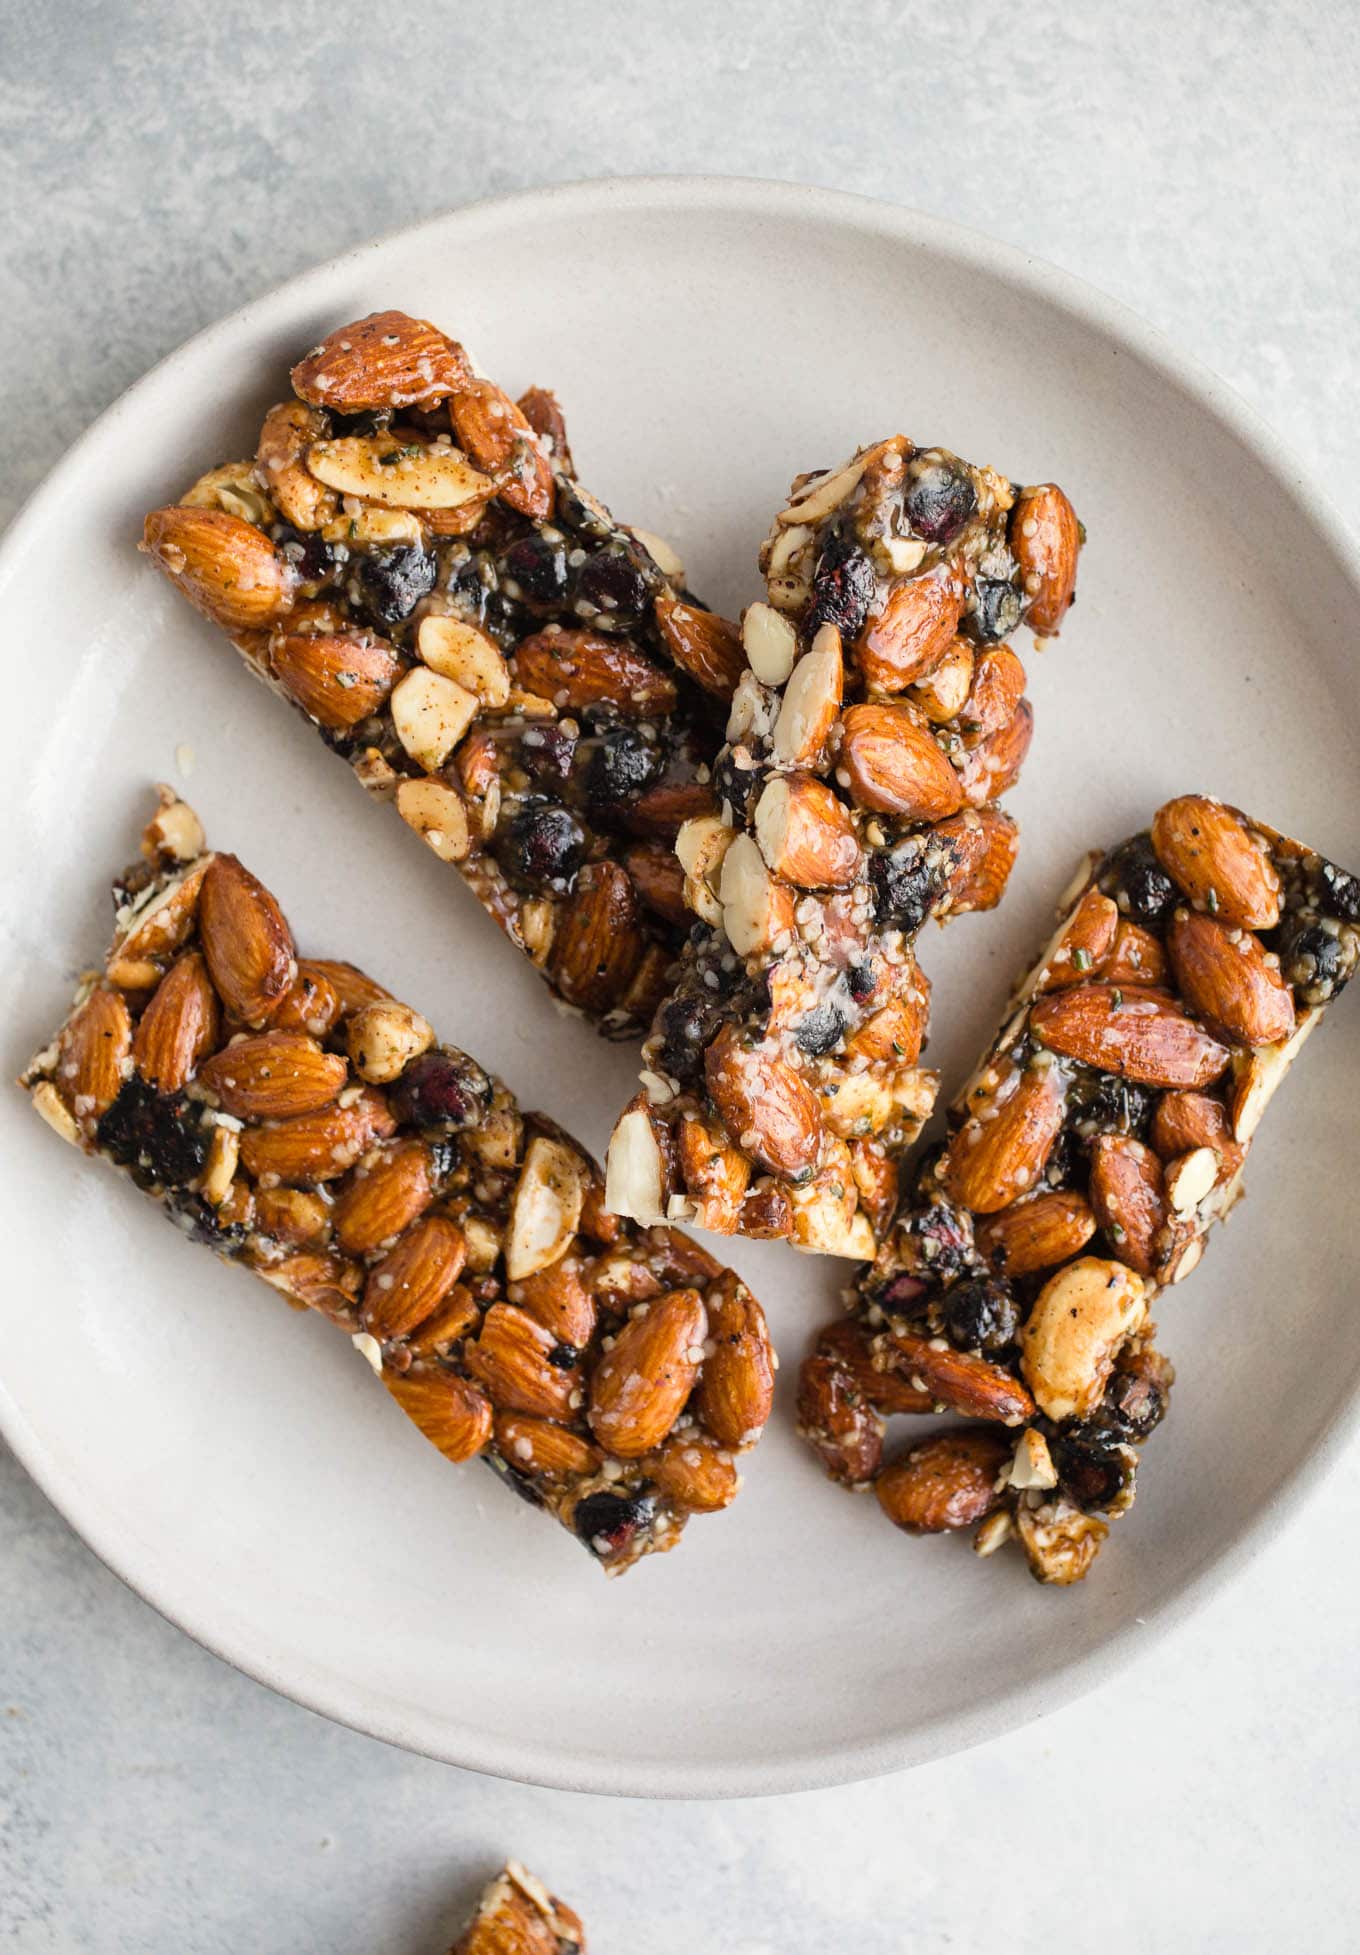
[296,958,391,1015]
[813,1320,934,1414]
[933,807,1021,914]
[143,507,297,631]
[362,1215,467,1341]
[492,1412,600,1483]
[962,645,1027,736]
[512,1256,598,1349]
[1149,1090,1244,1181]
[1038,889,1120,992]
[463,1303,579,1420]
[647,1431,740,1513]
[754,772,861,888]
[1088,1133,1166,1276]
[957,695,1034,806]
[885,1331,1036,1424]
[1030,982,1231,1089]
[654,592,745,698]
[198,853,296,1027]
[450,377,554,519]
[1150,795,1281,929]
[1010,483,1080,635]
[622,842,691,928]
[859,569,965,691]
[692,1276,775,1447]
[795,1349,884,1484]
[238,1088,395,1185]
[548,861,645,1016]
[130,950,219,1092]
[382,1367,493,1465]
[940,1064,1066,1214]
[839,703,965,820]
[1102,918,1167,987]
[1167,910,1296,1048]
[269,629,401,730]
[587,1287,707,1458]
[876,1428,1010,1532]
[271,961,345,1040]
[197,1031,348,1120]
[57,986,132,1126]
[975,1188,1097,1277]
[705,1026,824,1179]
[291,310,471,411]
[331,1140,435,1255]
[514,628,676,718]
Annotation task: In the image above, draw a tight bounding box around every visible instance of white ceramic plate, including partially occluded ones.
[3,179,1358,1799]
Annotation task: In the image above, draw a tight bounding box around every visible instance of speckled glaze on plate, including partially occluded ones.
[2,177,1358,1798]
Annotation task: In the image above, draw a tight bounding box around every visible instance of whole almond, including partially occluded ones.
[1150,795,1281,928]
[362,1215,467,1341]
[464,1302,579,1420]
[876,1428,1010,1533]
[197,1030,347,1119]
[402,1283,481,1358]
[839,703,964,819]
[269,629,400,730]
[962,644,1027,735]
[332,1140,436,1256]
[1149,1090,1243,1182]
[677,1113,752,1235]
[587,1287,706,1458]
[706,1026,823,1179]
[623,842,690,927]
[886,1330,1036,1424]
[512,1256,598,1349]
[813,1319,933,1415]
[291,310,471,412]
[1030,982,1231,1089]
[795,1348,884,1485]
[198,853,296,1027]
[56,986,132,1128]
[1167,910,1295,1048]
[1037,888,1120,992]
[255,399,335,532]
[692,1276,774,1447]
[131,950,219,1092]
[493,1411,600,1483]
[1102,918,1168,987]
[295,958,392,1016]
[239,1087,395,1185]
[654,592,745,698]
[450,377,554,519]
[1088,1133,1166,1276]
[753,773,861,888]
[957,695,1034,805]
[647,1431,740,1513]
[976,1188,1097,1277]
[272,962,344,1040]
[933,807,1021,915]
[383,1366,493,1465]
[940,1062,1066,1213]
[548,862,645,1016]
[514,628,676,718]
[1010,482,1081,635]
[143,506,296,630]
[859,569,964,690]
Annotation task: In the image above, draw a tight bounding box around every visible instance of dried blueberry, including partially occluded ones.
[496,802,587,892]
[869,837,947,933]
[653,990,724,1085]
[795,1000,847,1057]
[486,1454,546,1509]
[572,1486,657,1560]
[902,1201,974,1282]
[805,530,876,640]
[904,463,976,546]
[942,1276,1020,1352]
[163,1190,248,1253]
[1053,1434,1136,1513]
[846,959,878,1004]
[1103,1362,1172,1441]
[574,545,654,624]
[96,1076,208,1189]
[1277,919,1353,1003]
[967,577,1024,644]
[352,543,436,627]
[389,1049,493,1132]
[273,523,341,586]
[1316,857,1360,924]
[1099,835,1176,928]
[585,724,662,812]
[711,748,760,824]
[516,721,578,786]
[500,532,570,609]
[1066,1071,1154,1142]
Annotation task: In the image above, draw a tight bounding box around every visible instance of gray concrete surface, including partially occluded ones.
[3,2,1359,1948]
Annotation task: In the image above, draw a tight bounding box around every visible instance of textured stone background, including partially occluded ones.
[3,3,1358,1949]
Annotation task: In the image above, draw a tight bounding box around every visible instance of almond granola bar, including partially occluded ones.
[796,795,1359,1582]
[141,311,744,1039]
[21,792,774,1575]
[607,439,1081,1256]
[450,1863,584,1954]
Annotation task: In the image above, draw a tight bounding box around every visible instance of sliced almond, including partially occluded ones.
[771,626,843,766]
[1165,1145,1219,1216]
[718,832,796,956]
[416,614,511,706]
[741,601,799,686]
[753,774,860,889]
[777,455,867,527]
[390,666,479,771]
[306,434,491,510]
[505,1135,587,1280]
[605,1098,671,1226]
[394,777,471,862]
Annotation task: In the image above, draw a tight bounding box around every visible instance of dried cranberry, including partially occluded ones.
[500,532,569,609]
[573,1486,657,1559]
[273,524,341,586]
[574,545,653,624]
[546,1343,579,1370]
[389,1049,493,1131]
[967,577,1024,643]
[496,802,587,892]
[904,463,976,545]
[97,1076,208,1189]
[806,531,876,640]
[654,990,723,1085]
[585,724,661,813]
[795,1000,846,1057]
[1099,835,1176,927]
[869,837,947,933]
[846,959,877,1004]
[942,1277,1019,1352]
[902,1201,975,1283]
[352,543,436,627]
[878,1272,928,1314]
[517,722,578,785]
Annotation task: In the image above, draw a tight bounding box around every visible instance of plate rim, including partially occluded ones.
[3,173,1359,1799]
